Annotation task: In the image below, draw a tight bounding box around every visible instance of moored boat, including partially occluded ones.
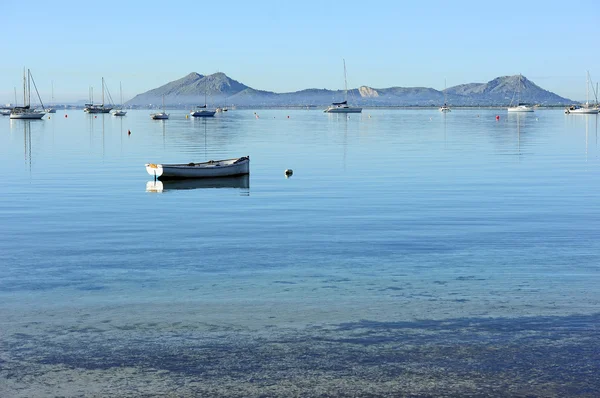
[565,71,599,114]
[324,59,362,113]
[146,156,250,180]
[10,69,46,120]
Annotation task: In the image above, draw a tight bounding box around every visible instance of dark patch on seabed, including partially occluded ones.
[1,313,599,397]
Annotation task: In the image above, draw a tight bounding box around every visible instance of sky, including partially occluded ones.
[1,0,599,103]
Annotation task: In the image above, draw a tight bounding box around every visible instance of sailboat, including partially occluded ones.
[45,81,56,113]
[84,77,113,113]
[112,82,127,116]
[507,74,534,112]
[151,95,169,120]
[565,71,599,114]
[10,68,46,120]
[324,59,362,113]
[439,78,451,112]
[191,76,216,117]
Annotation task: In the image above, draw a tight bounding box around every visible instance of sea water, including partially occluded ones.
[1,109,598,396]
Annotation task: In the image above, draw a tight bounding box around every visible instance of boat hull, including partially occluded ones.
[565,108,599,114]
[151,113,169,120]
[146,157,250,180]
[190,110,216,117]
[84,107,112,113]
[113,110,127,116]
[440,107,451,112]
[324,107,362,113]
[10,112,46,119]
[507,106,534,112]
[45,108,57,113]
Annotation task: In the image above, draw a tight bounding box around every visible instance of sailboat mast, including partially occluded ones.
[102,77,105,106]
[120,81,123,107]
[343,59,348,102]
[586,71,589,106]
[23,68,26,107]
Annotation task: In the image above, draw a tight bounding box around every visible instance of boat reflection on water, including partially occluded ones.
[146,174,249,194]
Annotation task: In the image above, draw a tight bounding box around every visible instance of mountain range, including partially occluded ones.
[126,72,573,107]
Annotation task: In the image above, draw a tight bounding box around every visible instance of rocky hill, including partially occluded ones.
[127,73,572,107]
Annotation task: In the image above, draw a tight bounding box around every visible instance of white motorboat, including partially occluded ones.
[83,78,113,113]
[565,71,599,115]
[10,69,46,120]
[324,59,362,113]
[507,74,534,112]
[0,108,12,116]
[112,82,127,117]
[146,156,250,180]
[151,95,169,120]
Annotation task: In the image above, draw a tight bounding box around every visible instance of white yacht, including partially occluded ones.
[324,59,362,113]
[190,77,216,117]
[508,104,534,112]
[10,69,46,120]
[565,71,599,114]
[507,74,534,112]
[151,95,169,120]
[112,82,127,117]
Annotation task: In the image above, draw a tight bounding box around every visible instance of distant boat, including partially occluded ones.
[190,105,215,117]
[565,71,599,114]
[0,108,11,116]
[10,69,46,120]
[45,81,56,113]
[190,77,215,117]
[84,78,113,113]
[112,82,127,117]
[440,78,451,112]
[145,156,250,180]
[151,95,169,120]
[324,59,362,113]
[508,74,534,112]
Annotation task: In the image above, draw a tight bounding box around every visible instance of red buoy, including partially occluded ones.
[496,115,500,121]
[65,114,68,118]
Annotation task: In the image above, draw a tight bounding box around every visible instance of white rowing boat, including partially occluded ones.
[145,156,250,180]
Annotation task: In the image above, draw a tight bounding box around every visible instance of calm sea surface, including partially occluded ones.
[1,109,599,396]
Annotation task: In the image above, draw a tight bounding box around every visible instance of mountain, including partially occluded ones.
[127,73,572,107]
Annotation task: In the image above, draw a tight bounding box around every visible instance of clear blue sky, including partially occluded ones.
[1,0,598,103]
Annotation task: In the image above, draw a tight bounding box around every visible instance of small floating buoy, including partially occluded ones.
[287,115,289,118]
[496,115,500,121]
[48,116,50,119]
[368,115,371,118]
[94,116,97,118]
[128,130,131,135]
[65,114,68,118]
[284,169,293,177]
[186,114,189,119]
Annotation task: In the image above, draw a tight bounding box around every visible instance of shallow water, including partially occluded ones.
[1,109,599,396]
